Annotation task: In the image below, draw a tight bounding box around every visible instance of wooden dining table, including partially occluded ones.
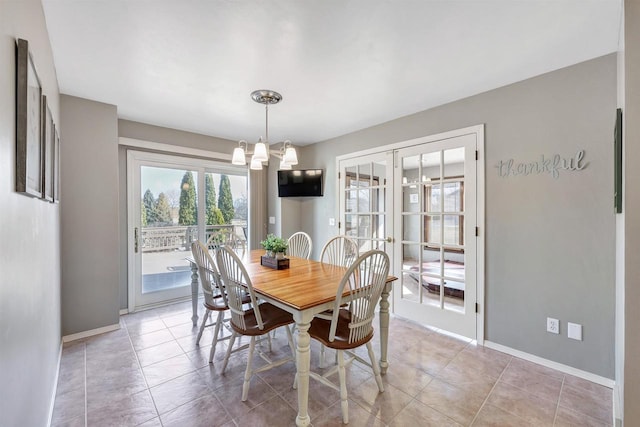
[186,249,396,427]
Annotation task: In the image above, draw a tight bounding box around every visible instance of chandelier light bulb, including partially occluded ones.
[283,146,298,165]
[232,146,247,165]
[279,159,292,170]
[250,156,263,170]
[253,140,268,162]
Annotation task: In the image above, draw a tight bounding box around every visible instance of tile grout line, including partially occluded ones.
[122,317,162,426]
[468,355,512,426]
[552,376,566,426]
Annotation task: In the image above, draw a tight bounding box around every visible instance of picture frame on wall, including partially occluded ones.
[15,38,43,198]
[614,108,622,214]
[53,126,60,203]
[42,96,54,202]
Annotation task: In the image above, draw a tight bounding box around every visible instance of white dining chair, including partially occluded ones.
[305,250,389,424]
[190,240,249,364]
[216,246,296,401]
[287,231,312,259]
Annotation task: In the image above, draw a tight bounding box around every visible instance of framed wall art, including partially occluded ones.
[614,108,622,214]
[53,126,60,203]
[15,38,43,198]
[42,96,54,202]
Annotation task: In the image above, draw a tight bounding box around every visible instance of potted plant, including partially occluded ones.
[260,234,288,259]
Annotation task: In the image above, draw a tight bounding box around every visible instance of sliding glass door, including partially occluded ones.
[127,151,247,311]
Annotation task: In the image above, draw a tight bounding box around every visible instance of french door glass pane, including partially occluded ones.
[421,152,441,180]
[443,248,465,312]
[427,183,442,212]
[401,243,420,301]
[443,215,462,245]
[444,147,465,179]
[425,215,441,244]
[402,155,420,184]
[403,214,420,242]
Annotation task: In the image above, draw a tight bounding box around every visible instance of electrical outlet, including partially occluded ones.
[568,322,583,341]
[547,317,560,334]
[269,216,276,225]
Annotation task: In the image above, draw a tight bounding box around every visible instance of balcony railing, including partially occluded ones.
[141,223,247,253]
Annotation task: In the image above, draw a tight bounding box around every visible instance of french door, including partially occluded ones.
[338,151,394,263]
[127,151,247,312]
[393,133,478,338]
[337,126,483,340]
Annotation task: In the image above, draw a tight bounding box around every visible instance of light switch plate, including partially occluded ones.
[269,216,276,224]
[329,218,335,226]
[568,322,582,341]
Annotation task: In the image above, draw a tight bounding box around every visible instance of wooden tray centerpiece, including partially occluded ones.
[260,234,290,270]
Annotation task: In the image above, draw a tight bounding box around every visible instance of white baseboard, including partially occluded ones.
[62,323,121,343]
[119,308,129,316]
[484,340,615,388]
[47,342,63,427]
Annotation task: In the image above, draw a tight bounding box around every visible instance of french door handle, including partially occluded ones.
[134,227,139,253]
[386,236,393,243]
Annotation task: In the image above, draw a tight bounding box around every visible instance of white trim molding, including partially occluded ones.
[485,340,615,388]
[62,323,121,343]
[119,136,232,161]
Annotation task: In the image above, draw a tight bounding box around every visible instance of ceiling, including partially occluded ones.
[42,0,622,146]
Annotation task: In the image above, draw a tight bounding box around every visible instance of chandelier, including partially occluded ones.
[231,90,298,170]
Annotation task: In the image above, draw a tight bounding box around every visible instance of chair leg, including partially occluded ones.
[337,350,349,424]
[221,332,237,371]
[209,311,225,363]
[319,345,325,368]
[196,309,211,345]
[366,342,384,392]
[242,336,256,402]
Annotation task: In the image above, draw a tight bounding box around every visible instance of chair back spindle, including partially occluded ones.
[287,231,312,259]
[320,235,358,267]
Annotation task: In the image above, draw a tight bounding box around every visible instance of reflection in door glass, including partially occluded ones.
[442,248,465,313]
[401,243,420,301]
[444,147,465,179]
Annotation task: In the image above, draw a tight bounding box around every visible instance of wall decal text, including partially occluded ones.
[495,150,587,179]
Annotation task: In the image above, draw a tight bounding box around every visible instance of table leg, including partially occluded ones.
[379,282,391,374]
[294,316,312,427]
[190,262,199,326]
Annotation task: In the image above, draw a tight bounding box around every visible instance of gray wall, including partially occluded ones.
[0,0,62,425]
[623,0,640,421]
[292,54,616,378]
[60,95,120,334]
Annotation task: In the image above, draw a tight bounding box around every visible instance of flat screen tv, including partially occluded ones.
[278,169,324,197]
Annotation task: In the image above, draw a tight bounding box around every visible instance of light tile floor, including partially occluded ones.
[51,300,613,426]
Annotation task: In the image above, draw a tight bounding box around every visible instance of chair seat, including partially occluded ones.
[231,302,294,336]
[204,291,251,311]
[308,309,374,350]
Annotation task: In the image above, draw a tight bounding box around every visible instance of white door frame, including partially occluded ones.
[335,124,485,343]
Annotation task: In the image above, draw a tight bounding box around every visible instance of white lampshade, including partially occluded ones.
[253,142,268,162]
[232,146,246,165]
[283,146,298,165]
[250,156,263,170]
[279,159,292,170]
